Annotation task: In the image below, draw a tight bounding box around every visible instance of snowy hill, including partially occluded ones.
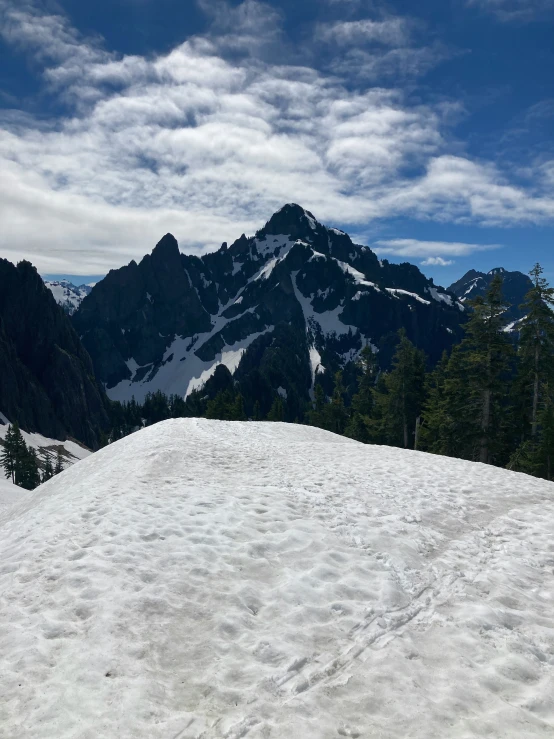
[1,419,553,738]
[0,476,27,508]
[44,279,92,315]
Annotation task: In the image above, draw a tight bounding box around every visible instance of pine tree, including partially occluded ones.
[462,275,514,464]
[230,393,247,421]
[1,424,18,483]
[42,453,54,483]
[1,423,28,485]
[515,264,554,440]
[344,345,377,442]
[54,451,64,476]
[325,371,348,435]
[267,397,285,422]
[309,383,328,429]
[19,448,40,490]
[372,331,426,449]
[253,400,262,421]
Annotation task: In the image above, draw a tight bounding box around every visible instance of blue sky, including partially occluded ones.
[1,0,553,288]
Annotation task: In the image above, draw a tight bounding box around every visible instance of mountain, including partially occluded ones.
[448,267,532,328]
[44,279,93,315]
[0,259,109,448]
[1,418,553,738]
[73,204,465,406]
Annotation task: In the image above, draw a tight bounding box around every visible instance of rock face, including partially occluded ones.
[74,204,466,404]
[0,259,109,448]
[448,267,532,328]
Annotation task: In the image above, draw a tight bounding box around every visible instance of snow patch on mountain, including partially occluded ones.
[386,288,431,305]
[427,287,454,306]
[44,280,92,314]
[334,258,380,290]
[293,272,358,338]
[1,419,553,738]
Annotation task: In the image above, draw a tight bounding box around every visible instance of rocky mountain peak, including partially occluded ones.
[150,233,180,264]
[261,203,319,240]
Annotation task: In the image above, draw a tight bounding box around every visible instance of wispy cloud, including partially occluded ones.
[315,18,410,46]
[0,0,552,273]
[374,239,502,258]
[467,0,554,22]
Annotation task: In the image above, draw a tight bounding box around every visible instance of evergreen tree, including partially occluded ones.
[253,400,262,421]
[461,275,514,464]
[206,389,237,420]
[325,371,348,435]
[19,448,40,490]
[230,393,247,421]
[309,383,328,429]
[514,263,554,440]
[1,423,27,485]
[267,397,285,422]
[42,453,54,483]
[372,330,426,449]
[54,452,64,476]
[344,345,377,442]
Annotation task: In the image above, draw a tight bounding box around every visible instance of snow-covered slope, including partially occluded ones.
[44,279,92,314]
[1,420,553,738]
[0,414,91,470]
[0,476,28,508]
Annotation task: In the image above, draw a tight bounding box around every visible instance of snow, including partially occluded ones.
[386,288,431,305]
[254,235,294,258]
[110,325,273,403]
[0,415,91,466]
[108,286,274,402]
[305,211,317,230]
[44,280,91,314]
[277,386,287,399]
[334,259,380,290]
[292,272,358,337]
[462,277,482,298]
[1,419,554,739]
[0,476,29,508]
[428,287,453,306]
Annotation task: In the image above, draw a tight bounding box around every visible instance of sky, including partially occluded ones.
[0,0,553,288]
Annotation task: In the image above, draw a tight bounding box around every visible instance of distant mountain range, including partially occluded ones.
[73,204,465,406]
[44,280,93,315]
[447,267,532,329]
[2,204,536,443]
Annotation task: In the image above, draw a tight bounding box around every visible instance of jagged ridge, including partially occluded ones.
[73,204,466,404]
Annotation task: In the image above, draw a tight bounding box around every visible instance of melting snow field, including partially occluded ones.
[1,419,554,738]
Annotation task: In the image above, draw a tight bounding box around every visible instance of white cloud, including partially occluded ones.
[0,0,552,274]
[467,0,554,21]
[421,256,455,266]
[315,18,409,46]
[374,239,502,258]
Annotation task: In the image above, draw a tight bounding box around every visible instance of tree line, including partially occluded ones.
[1,421,64,490]
[111,264,554,481]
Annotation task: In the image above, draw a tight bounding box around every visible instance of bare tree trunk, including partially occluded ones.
[480,388,491,464]
[531,343,540,438]
[414,416,421,451]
